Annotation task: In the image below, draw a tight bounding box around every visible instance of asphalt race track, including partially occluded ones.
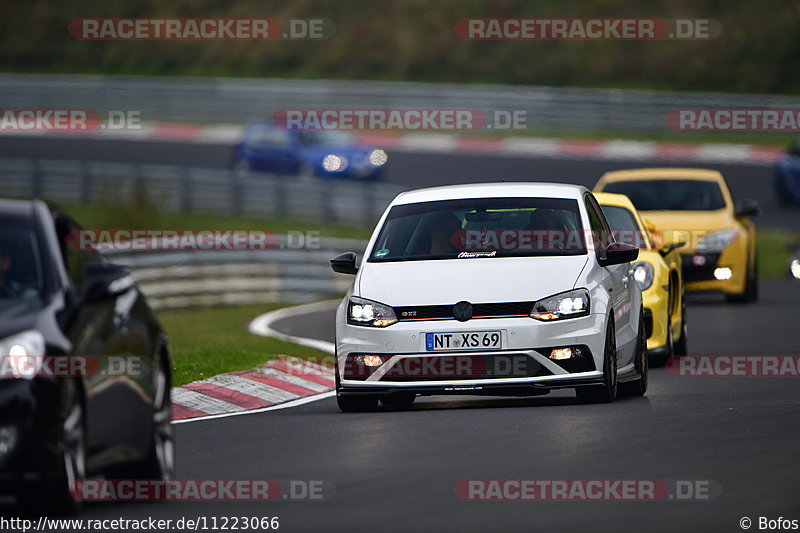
[2,135,800,229]
[1,135,799,531]
[7,279,786,532]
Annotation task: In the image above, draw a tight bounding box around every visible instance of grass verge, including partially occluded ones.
[758,229,799,279]
[159,303,330,387]
[62,203,373,241]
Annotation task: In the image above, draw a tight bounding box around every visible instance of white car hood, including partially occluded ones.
[357,255,589,306]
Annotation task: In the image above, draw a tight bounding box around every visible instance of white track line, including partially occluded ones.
[173,300,340,424]
[172,391,336,424]
[247,300,339,354]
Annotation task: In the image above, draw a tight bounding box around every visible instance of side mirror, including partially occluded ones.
[81,263,134,304]
[330,252,359,275]
[598,242,639,267]
[659,232,687,257]
[735,199,760,218]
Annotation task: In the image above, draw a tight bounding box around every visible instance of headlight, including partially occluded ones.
[632,261,654,291]
[322,154,348,172]
[347,297,398,327]
[696,229,739,253]
[790,258,800,280]
[530,289,590,321]
[0,330,45,379]
[368,149,388,167]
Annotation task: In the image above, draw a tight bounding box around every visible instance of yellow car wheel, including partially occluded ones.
[674,285,688,356]
[725,249,759,304]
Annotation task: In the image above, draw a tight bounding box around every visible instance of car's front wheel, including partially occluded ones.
[727,250,759,303]
[673,287,689,356]
[337,394,379,412]
[17,378,86,515]
[335,359,378,412]
[576,316,618,404]
[620,308,648,397]
[140,359,175,480]
[380,392,416,410]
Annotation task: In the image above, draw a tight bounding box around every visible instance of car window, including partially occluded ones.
[599,205,650,249]
[246,125,291,148]
[0,216,44,302]
[369,197,586,262]
[584,194,614,250]
[602,179,727,211]
[296,131,354,146]
[53,213,100,287]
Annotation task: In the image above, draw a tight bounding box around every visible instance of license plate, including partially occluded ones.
[425,331,502,351]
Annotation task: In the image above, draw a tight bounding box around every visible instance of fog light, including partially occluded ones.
[791,259,800,280]
[0,426,18,458]
[361,355,384,367]
[714,267,732,281]
[549,348,573,360]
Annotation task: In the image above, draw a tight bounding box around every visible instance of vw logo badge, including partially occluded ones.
[453,301,473,322]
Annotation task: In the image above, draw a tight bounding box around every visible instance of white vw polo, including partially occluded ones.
[331,183,647,412]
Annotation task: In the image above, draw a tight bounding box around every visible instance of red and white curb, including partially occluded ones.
[171,301,338,424]
[1,121,783,166]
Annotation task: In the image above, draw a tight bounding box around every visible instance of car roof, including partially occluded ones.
[597,168,724,186]
[391,182,589,206]
[594,192,638,210]
[0,198,37,218]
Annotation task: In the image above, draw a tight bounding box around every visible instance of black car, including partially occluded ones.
[0,199,173,513]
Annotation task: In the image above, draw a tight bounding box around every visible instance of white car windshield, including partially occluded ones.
[369,197,587,262]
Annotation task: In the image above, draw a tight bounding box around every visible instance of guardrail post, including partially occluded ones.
[230,169,243,217]
[320,179,333,224]
[362,182,376,227]
[275,175,287,219]
[30,159,42,198]
[80,160,91,204]
[180,167,192,212]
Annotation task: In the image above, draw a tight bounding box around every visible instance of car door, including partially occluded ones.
[53,213,149,470]
[584,195,634,365]
[244,125,298,173]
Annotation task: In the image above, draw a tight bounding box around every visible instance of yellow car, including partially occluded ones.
[595,192,688,359]
[595,168,760,303]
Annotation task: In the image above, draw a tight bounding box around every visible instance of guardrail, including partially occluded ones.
[2,74,799,132]
[0,157,404,225]
[105,240,366,310]
[0,155,385,309]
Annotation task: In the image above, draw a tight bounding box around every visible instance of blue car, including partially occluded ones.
[231,121,388,179]
[774,139,800,206]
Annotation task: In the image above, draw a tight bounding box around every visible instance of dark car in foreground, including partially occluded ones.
[0,199,173,513]
[231,121,388,179]
[774,139,800,206]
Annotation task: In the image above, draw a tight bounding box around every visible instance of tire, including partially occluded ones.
[620,308,648,397]
[380,392,416,410]
[726,250,759,303]
[576,316,618,404]
[673,287,689,356]
[17,379,86,515]
[139,358,175,480]
[337,394,379,412]
[335,358,378,412]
